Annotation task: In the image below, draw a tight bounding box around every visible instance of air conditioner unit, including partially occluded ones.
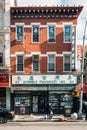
[32,55,39,61]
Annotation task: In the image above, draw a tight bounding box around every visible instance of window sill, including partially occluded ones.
[15,71,25,74]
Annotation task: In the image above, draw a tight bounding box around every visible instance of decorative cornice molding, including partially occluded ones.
[11,6,83,19]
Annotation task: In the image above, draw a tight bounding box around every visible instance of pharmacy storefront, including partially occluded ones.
[11,74,77,115]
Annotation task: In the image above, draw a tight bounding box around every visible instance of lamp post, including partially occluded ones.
[78,21,87,119]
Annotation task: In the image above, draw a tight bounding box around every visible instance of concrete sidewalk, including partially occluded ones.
[12,114,86,122]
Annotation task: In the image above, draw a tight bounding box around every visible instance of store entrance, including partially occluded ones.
[32,93,47,113]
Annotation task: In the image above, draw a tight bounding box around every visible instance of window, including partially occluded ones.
[17,56,23,71]
[32,26,39,42]
[64,26,72,43]
[0,53,3,65]
[48,55,55,71]
[32,55,39,71]
[16,26,24,41]
[64,55,71,71]
[48,26,55,43]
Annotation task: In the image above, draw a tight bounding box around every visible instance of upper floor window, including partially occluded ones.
[64,26,72,43]
[48,26,56,43]
[17,56,23,72]
[48,55,55,72]
[16,26,24,41]
[0,53,3,65]
[32,55,39,72]
[64,55,71,71]
[32,26,39,42]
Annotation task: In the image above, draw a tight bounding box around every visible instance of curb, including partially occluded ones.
[11,118,86,122]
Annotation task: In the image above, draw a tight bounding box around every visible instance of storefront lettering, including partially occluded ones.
[12,74,77,85]
[55,75,60,80]
[16,76,21,84]
[42,75,46,80]
[0,74,9,87]
[39,80,57,84]
[29,76,34,81]
[23,80,37,84]
[59,80,65,83]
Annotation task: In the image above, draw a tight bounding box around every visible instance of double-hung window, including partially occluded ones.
[48,26,55,43]
[32,26,39,42]
[0,53,3,65]
[17,56,23,71]
[64,55,71,71]
[48,55,55,72]
[32,55,39,71]
[64,26,72,43]
[16,26,24,41]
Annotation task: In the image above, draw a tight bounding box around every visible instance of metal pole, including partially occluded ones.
[78,21,87,119]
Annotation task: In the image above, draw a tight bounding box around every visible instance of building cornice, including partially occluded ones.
[11,6,83,19]
[0,28,10,34]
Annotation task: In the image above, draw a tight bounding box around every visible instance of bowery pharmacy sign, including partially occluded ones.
[12,75,77,85]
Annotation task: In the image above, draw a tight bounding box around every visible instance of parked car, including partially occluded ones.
[0,108,15,123]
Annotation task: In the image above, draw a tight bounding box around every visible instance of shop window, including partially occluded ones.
[48,26,56,43]
[0,97,6,108]
[0,53,3,65]
[15,97,30,107]
[48,55,55,72]
[16,26,24,41]
[64,55,71,71]
[32,26,39,42]
[64,26,72,43]
[32,55,39,72]
[17,55,23,71]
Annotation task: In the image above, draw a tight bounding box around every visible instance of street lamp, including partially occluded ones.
[78,21,87,119]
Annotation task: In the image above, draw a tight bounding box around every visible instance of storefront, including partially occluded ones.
[0,73,9,108]
[12,91,47,114]
[11,74,77,115]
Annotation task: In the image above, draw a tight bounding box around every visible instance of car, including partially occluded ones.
[0,108,15,123]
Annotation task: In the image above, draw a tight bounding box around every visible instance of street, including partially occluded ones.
[0,122,87,130]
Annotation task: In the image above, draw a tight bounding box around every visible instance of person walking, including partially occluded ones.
[45,104,49,119]
[85,105,87,121]
[49,103,53,119]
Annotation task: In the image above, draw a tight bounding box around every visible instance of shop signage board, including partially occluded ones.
[0,74,9,87]
[12,75,77,85]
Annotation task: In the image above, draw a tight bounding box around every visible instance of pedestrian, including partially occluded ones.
[45,104,49,119]
[83,101,87,121]
[85,105,87,121]
[49,103,53,119]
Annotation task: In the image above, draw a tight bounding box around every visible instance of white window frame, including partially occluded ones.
[64,25,72,43]
[48,25,56,43]
[48,55,55,72]
[16,55,24,72]
[63,55,71,72]
[32,26,40,43]
[16,25,24,42]
[32,55,40,72]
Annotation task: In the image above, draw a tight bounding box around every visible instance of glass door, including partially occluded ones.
[38,96,45,113]
[32,96,38,113]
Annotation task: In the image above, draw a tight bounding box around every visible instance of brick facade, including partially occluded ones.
[10,6,83,75]
[10,6,83,115]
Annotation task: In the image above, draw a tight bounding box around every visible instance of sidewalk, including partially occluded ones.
[12,114,86,122]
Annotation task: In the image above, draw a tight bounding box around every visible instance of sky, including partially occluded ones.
[16,0,87,45]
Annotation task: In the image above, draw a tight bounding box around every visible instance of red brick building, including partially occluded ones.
[10,6,83,114]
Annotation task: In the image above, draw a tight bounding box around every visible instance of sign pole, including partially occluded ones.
[78,21,87,119]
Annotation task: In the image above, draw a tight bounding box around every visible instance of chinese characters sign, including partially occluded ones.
[12,75,77,85]
[77,45,82,60]
[0,74,9,87]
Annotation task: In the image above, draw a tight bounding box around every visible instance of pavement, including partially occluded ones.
[12,114,86,122]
